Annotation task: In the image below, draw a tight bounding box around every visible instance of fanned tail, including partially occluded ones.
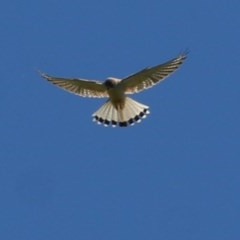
[92,97,150,127]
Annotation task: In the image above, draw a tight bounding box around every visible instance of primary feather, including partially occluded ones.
[120,52,187,94]
[40,73,108,98]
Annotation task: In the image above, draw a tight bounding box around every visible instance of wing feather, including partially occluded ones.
[120,52,188,94]
[40,73,108,98]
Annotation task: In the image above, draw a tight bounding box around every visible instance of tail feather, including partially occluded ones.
[128,99,143,120]
[102,103,112,126]
[123,103,135,125]
[92,97,150,127]
[111,105,118,126]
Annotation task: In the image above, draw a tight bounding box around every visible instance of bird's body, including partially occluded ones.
[104,78,125,108]
[40,52,187,127]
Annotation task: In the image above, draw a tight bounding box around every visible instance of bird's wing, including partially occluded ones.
[40,73,108,98]
[119,52,188,94]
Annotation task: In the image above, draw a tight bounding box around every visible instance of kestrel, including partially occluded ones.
[40,52,187,127]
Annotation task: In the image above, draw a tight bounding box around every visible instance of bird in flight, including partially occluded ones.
[40,52,187,127]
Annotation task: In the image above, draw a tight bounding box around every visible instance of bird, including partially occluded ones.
[40,52,187,127]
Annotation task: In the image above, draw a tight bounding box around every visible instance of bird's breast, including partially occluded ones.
[108,85,125,99]
[107,85,126,110]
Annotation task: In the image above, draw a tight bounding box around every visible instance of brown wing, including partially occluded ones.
[119,52,188,94]
[40,73,108,98]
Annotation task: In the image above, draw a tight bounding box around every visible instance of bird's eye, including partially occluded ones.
[104,80,114,88]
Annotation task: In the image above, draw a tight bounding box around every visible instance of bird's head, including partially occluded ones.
[104,78,121,89]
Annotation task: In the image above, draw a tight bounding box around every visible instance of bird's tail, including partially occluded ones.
[92,97,150,127]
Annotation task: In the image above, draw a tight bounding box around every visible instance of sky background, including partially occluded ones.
[1,0,240,239]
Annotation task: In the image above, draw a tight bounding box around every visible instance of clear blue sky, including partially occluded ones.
[1,0,240,239]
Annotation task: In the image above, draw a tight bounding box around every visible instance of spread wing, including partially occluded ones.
[40,73,108,98]
[119,52,188,94]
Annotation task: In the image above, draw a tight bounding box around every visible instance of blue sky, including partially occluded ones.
[1,0,240,239]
